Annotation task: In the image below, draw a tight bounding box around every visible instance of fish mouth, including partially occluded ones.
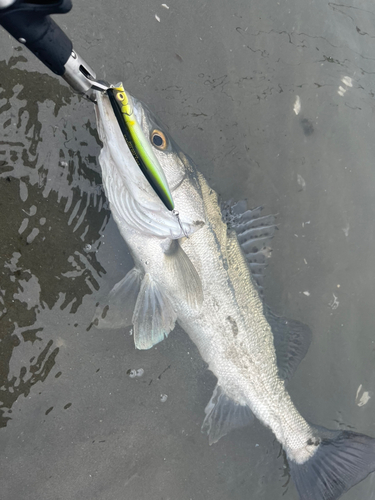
[95,90,161,208]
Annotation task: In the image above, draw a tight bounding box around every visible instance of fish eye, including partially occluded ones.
[116,92,125,101]
[151,129,167,150]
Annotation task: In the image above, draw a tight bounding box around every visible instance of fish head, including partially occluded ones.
[134,97,186,189]
[95,87,205,239]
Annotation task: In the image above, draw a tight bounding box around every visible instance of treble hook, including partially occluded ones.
[172,209,189,238]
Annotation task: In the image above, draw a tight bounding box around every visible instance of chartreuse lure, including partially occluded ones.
[107,84,174,211]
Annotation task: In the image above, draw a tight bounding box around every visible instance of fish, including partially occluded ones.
[93,85,375,500]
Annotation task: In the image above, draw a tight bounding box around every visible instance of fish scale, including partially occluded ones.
[177,173,313,454]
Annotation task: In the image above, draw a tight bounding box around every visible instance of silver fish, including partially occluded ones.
[93,89,375,500]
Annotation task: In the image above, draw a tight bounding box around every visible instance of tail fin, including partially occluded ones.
[288,426,375,500]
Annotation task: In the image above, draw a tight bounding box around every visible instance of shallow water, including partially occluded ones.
[1,0,375,498]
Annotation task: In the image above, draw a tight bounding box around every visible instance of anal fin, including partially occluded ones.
[201,384,254,445]
[133,273,177,350]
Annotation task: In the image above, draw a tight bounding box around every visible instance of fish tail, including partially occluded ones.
[288,425,375,500]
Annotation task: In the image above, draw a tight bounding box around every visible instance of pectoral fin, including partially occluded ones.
[133,273,177,350]
[201,384,254,445]
[162,239,203,310]
[93,268,142,329]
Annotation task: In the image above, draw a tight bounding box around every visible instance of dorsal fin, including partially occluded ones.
[221,200,276,294]
[222,199,311,383]
[264,305,312,383]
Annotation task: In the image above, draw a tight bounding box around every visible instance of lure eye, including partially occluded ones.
[151,129,167,150]
[116,92,125,101]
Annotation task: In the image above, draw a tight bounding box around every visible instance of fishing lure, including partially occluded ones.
[107,84,175,212]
